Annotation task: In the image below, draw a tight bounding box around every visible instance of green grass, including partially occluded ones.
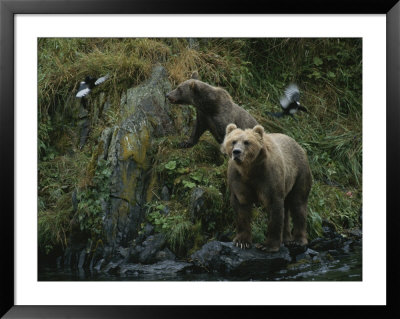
[38,38,362,256]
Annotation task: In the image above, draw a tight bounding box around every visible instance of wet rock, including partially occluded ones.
[120,260,192,277]
[189,187,224,231]
[127,233,167,264]
[309,237,343,251]
[161,185,170,201]
[103,260,123,274]
[286,242,307,258]
[306,248,319,258]
[143,224,155,237]
[78,249,87,268]
[97,127,114,162]
[94,259,105,272]
[89,246,105,270]
[139,234,167,264]
[322,225,338,239]
[328,249,340,256]
[63,236,88,269]
[190,241,291,276]
[190,187,205,222]
[77,107,90,149]
[346,228,362,239]
[135,224,154,245]
[99,65,174,258]
[293,248,319,262]
[155,248,176,262]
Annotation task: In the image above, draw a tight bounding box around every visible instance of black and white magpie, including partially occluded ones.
[76,74,109,98]
[268,84,308,118]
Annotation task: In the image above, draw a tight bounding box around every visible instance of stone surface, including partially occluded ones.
[120,260,192,278]
[99,66,174,257]
[160,185,170,201]
[190,241,291,276]
[190,187,205,222]
[61,66,179,270]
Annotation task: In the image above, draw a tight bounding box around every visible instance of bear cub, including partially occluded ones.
[166,72,258,148]
[221,123,312,252]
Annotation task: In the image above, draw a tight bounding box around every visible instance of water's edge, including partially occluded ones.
[39,241,361,281]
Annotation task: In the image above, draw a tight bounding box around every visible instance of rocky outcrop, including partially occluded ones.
[60,223,361,280]
[120,260,193,279]
[62,66,189,270]
[101,66,175,254]
[190,241,291,276]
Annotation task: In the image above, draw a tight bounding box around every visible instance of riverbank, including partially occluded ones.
[39,222,361,281]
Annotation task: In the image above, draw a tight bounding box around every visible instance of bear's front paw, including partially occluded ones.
[233,233,252,249]
[285,241,307,255]
[260,239,281,253]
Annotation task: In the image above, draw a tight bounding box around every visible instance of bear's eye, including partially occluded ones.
[232,140,237,145]
[244,140,250,146]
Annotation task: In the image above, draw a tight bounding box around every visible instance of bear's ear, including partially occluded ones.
[191,71,199,80]
[253,125,264,138]
[226,123,237,135]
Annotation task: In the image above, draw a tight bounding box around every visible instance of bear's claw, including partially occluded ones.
[234,241,251,249]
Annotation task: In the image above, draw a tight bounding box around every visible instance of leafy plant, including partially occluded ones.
[164,160,177,171]
[145,202,193,254]
[75,159,112,236]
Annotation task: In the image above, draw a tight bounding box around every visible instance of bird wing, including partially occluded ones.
[76,87,91,98]
[284,84,300,102]
[95,74,109,86]
[279,95,291,109]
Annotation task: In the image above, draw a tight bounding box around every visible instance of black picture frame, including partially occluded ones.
[1,0,399,318]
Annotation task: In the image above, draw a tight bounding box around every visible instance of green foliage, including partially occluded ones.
[145,202,193,255]
[307,209,324,239]
[308,181,361,233]
[164,160,177,171]
[153,135,226,200]
[75,159,112,236]
[38,153,90,254]
[38,114,54,160]
[38,196,71,255]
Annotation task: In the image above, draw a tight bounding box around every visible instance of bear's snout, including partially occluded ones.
[232,148,242,162]
[233,149,242,155]
[165,92,176,103]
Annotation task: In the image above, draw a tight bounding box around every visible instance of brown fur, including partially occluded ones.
[221,123,312,252]
[166,72,258,147]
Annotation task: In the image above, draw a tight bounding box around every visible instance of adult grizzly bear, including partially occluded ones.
[166,72,258,148]
[221,123,312,252]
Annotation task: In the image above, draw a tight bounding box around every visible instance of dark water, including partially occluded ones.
[38,246,361,282]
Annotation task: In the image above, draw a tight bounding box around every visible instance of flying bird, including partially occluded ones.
[267,84,308,118]
[76,74,109,98]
